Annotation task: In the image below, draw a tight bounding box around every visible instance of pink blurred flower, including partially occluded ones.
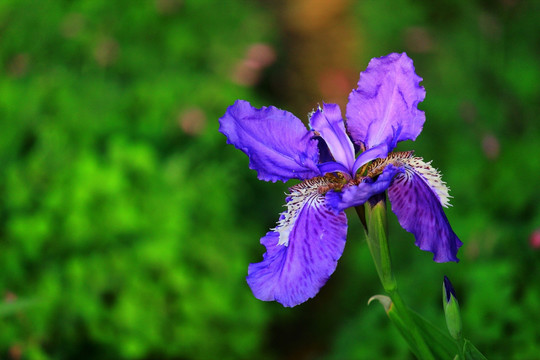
[530,229,540,249]
[178,107,206,136]
[232,43,276,86]
[482,133,500,160]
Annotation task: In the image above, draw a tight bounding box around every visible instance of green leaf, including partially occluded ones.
[369,295,457,360]
[463,339,488,360]
[409,309,459,360]
[369,295,422,359]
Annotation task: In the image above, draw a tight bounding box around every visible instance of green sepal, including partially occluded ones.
[462,339,488,360]
[443,277,463,341]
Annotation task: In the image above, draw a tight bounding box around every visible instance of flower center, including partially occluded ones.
[366,151,414,178]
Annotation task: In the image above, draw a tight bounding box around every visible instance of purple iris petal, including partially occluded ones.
[346,53,426,151]
[316,136,334,163]
[318,162,351,178]
[443,275,456,304]
[310,103,356,172]
[247,187,347,307]
[219,100,320,182]
[351,142,390,175]
[387,168,463,262]
[326,164,404,213]
[222,52,462,307]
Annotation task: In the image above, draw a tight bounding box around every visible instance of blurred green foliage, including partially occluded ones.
[0,0,539,359]
[0,0,274,358]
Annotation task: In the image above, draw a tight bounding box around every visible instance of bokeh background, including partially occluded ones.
[1,0,539,359]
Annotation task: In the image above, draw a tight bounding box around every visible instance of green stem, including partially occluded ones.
[359,198,435,360]
[390,289,435,360]
[457,336,466,360]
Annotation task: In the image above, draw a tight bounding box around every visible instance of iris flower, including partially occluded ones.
[219,53,462,307]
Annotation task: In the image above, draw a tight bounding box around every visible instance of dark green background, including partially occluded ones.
[1,0,539,359]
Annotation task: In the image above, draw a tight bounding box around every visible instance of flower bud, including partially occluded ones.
[442,276,462,340]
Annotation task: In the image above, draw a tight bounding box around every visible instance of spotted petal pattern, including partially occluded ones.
[388,167,462,262]
[247,179,347,307]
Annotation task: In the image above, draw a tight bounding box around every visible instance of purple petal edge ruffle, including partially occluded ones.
[346,53,426,152]
[219,100,320,182]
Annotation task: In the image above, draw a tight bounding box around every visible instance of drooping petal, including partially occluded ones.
[346,53,426,151]
[387,163,462,262]
[219,100,320,182]
[310,103,356,173]
[247,177,348,307]
[326,164,403,213]
[402,156,452,207]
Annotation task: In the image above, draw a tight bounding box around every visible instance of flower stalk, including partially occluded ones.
[360,195,435,360]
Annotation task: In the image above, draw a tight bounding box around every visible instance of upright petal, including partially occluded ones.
[351,142,390,175]
[219,100,320,182]
[315,136,334,163]
[247,177,348,307]
[326,164,403,213]
[387,162,462,262]
[310,103,356,173]
[318,161,351,178]
[346,53,426,151]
